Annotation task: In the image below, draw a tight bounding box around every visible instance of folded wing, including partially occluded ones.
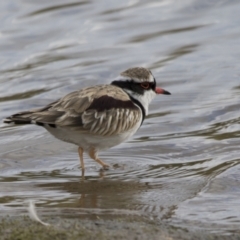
[4,85,142,136]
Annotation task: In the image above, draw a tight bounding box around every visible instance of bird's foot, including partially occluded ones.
[100,164,110,171]
[113,163,125,170]
[81,168,85,180]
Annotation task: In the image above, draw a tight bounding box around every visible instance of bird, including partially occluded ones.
[4,67,170,173]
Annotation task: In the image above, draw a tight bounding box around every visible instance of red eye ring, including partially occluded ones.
[141,82,150,89]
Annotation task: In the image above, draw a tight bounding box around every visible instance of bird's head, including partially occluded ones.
[111,67,170,115]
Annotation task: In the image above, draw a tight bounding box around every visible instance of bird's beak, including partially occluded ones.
[155,87,171,95]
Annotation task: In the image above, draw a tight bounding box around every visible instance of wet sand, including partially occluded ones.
[1,216,239,240]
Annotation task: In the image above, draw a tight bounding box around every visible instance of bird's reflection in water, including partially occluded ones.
[37,176,146,211]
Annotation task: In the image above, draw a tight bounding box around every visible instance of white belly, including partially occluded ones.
[44,120,141,151]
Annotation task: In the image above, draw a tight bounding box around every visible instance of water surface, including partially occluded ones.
[0,0,240,234]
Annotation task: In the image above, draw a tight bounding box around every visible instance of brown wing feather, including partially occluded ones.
[4,85,140,134]
[81,108,141,136]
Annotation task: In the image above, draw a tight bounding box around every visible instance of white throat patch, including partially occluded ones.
[124,88,156,115]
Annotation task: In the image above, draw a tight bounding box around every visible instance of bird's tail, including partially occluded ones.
[3,111,33,125]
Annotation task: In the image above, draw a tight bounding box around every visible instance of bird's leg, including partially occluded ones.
[78,147,84,169]
[88,148,110,170]
[78,147,85,177]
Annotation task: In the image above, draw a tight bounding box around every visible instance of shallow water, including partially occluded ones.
[0,0,240,235]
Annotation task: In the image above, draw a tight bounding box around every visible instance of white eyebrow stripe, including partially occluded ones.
[114,74,154,83]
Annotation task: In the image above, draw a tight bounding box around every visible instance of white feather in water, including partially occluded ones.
[28,200,50,227]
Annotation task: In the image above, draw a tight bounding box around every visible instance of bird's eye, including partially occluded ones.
[140,82,150,89]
